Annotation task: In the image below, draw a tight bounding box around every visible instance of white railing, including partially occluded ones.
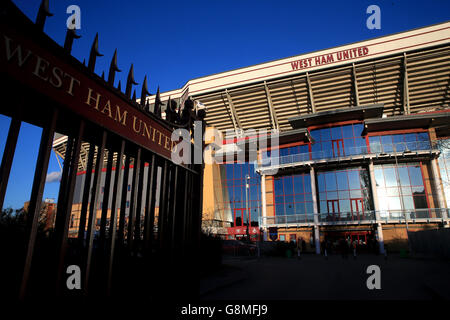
[258,140,437,170]
[260,208,449,226]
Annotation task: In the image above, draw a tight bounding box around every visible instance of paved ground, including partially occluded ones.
[200,254,450,300]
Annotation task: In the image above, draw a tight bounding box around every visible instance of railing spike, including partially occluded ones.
[125,64,138,98]
[88,33,103,73]
[101,71,105,80]
[117,80,122,92]
[166,96,180,123]
[132,89,136,102]
[82,58,86,66]
[140,75,150,107]
[63,25,81,53]
[35,0,53,31]
[154,86,162,117]
[108,49,121,86]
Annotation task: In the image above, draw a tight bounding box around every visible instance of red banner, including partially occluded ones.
[0,20,177,160]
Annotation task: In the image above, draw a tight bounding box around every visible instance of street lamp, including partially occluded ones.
[245,174,250,242]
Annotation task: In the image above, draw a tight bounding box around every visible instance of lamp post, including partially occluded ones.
[245,174,250,242]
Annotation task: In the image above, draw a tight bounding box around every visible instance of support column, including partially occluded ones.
[430,158,448,225]
[310,167,320,254]
[369,160,385,254]
[261,174,267,241]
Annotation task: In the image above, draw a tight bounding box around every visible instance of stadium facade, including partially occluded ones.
[54,22,450,253]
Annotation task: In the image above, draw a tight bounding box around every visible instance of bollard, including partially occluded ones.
[297,248,301,260]
[353,248,356,260]
[324,249,328,260]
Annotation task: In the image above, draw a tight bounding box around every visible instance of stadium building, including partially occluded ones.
[53,22,450,254]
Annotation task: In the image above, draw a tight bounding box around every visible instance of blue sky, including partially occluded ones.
[1,0,449,209]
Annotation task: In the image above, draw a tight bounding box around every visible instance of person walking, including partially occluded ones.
[297,237,302,259]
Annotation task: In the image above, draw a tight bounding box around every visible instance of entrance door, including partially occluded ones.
[332,139,344,157]
[327,200,340,221]
[350,198,364,221]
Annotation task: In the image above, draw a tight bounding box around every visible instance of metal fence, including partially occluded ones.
[0,0,204,301]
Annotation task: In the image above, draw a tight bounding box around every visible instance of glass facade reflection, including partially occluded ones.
[221,162,261,227]
[369,132,430,153]
[274,173,313,217]
[317,167,372,219]
[310,123,366,159]
[437,140,450,208]
[374,163,428,212]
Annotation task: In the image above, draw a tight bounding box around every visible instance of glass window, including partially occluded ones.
[293,175,303,194]
[388,197,402,210]
[331,126,342,139]
[273,173,312,217]
[274,178,283,196]
[275,203,284,215]
[398,167,410,186]
[320,128,332,141]
[305,202,313,214]
[299,145,309,153]
[304,175,312,193]
[317,168,372,214]
[336,171,348,190]
[295,194,305,202]
[327,191,338,200]
[401,187,412,196]
[285,203,294,215]
[347,170,360,189]
[342,125,354,139]
[339,199,351,213]
[353,124,364,136]
[374,163,429,212]
[310,130,320,141]
[295,203,305,214]
[374,168,384,187]
[325,172,337,191]
[369,136,381,153]
[233,164,241,179]
[283,176,293,194]
[349,189,362,198]
[417,132,429,141]
[384,168,398,187]
[311,143,322,159]
[402,196,415,210]
[249,185,258,201]
[404,133,416,142]
[344,139,356,155]
[284,195,294,204]
[316,174,325,192]
[412,186,425,195]
[408,166,423,186]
